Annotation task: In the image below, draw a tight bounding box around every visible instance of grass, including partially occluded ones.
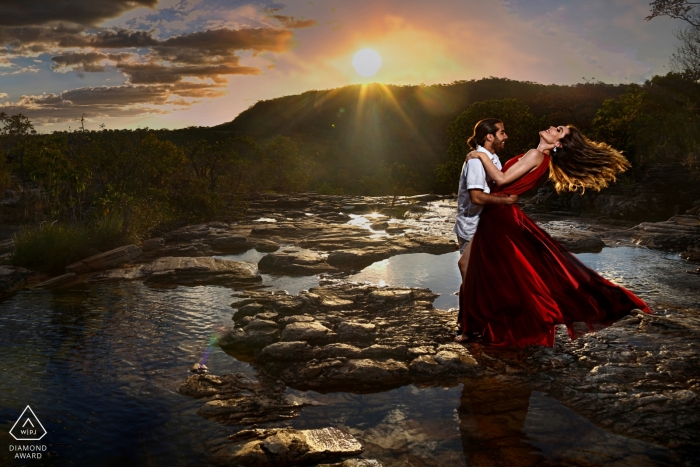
[12,212,132,274]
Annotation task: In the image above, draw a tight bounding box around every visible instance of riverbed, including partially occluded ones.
[0,244,698,466]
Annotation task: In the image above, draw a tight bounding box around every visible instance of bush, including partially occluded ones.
[11,212,140,273]
[12,222,89,273]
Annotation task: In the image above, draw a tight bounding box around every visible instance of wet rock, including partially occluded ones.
[222,282,480,392]
[551,231,605,253]
[143,257,261,287]
[258,250,337,275]
[0,265,31,299]
[369,222,389,231]
[179,373,311,426]
[142,237,164,252]
[34,272,77,289]
[217,427,363,467]
[318,460,385,467]
[233,303,267,321]
[280,321,336,344]
[87,266,146,282]
[66,244,142,274]
[510,310,700,453]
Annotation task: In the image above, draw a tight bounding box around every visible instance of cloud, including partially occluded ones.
[0,0,157,27]
[51,52,132,72]
[269,15,317,29]
[0,83,208,122]
[119,61,260,84]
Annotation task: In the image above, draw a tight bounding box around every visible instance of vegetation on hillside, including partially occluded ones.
[2,73,700,271]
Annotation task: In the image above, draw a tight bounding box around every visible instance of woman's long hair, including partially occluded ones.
[549,126,630,193]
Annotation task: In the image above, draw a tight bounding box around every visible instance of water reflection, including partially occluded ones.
[459,377,679,467]
[0,245,697,465]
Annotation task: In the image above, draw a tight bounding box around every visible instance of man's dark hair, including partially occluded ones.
[467,118,503,149]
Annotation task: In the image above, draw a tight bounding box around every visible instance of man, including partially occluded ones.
[454,118,518,342]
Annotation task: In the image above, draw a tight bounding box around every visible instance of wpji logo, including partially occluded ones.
[10,406,47,441]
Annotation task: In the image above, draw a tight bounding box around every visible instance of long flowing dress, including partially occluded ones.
[459,153,652,347]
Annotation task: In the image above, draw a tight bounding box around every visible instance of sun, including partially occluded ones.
[352,48,382,77]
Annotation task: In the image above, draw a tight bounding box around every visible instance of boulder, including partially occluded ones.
[0,265,31,299]
[221,427,363,467]
[258,250,337,275]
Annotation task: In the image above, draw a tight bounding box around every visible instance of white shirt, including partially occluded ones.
[453,145,502,241]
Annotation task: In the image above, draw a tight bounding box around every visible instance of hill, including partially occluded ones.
[212,77,626,191]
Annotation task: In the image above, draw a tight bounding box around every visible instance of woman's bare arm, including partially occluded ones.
[467,149,545,186]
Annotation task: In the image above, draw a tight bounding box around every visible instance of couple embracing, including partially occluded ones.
[453,119,651,346]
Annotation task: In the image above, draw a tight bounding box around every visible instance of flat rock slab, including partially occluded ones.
[603,215,700,254]
[550,230,605,253]
[66,244,142,274]
[88,266,146,282]
[221,282,480,392]
[143,257,261,287]
[258,250,337,275]
[178,373,313,426]
[216,427,363,467]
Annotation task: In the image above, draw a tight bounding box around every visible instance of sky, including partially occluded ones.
[0,0,684,131]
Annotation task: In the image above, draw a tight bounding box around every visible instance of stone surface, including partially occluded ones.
[142,256,261,287]
[221,282,480,392]
[178,373,314,425]
[0,265,31,299]
[215,427,363,467]
[34,272,77,289]
[258,250,337,275]
[87,266,145,282]
[66,244,142,274]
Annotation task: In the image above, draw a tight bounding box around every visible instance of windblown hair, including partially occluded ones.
[549,126,630,193]
[467,118,503,149]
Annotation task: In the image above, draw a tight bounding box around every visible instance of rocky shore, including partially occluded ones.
[1,192,699,465]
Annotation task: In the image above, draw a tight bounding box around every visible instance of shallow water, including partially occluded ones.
[0,245,697,466]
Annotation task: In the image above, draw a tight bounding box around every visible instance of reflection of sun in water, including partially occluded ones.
[352,48,382,77]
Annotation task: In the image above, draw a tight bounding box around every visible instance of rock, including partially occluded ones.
[280,321,335,344]
[233,302,267,321]
[259,341,315,362]
[34,272,77,289]
[258,250,337,275]
[221,282,472,392]
[87,266,145,282]
[0,265,31,299]
[318,460,385,467]
[0,238,14,255]
[142,237,164,251]
[179,373,310,426]
[369,222,389,231]
[220,427,363,467]
[252,239,280,252]
[142,257,261,287]
[66,244,142,274]
[190,363,208,374]
[551,231,605,253]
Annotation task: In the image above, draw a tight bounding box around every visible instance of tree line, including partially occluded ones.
[1,71,699,271]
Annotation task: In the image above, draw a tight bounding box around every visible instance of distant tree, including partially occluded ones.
[592,73,700,165]
[435,98,541,191]
[0,112,36,182]
[646,0,700,78]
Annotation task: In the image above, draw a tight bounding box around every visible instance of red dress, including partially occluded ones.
[459,153,652,347]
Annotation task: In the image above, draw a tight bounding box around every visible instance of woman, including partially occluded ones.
[455,125,651,346]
